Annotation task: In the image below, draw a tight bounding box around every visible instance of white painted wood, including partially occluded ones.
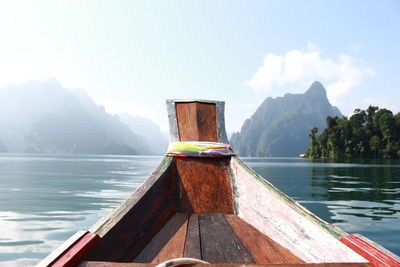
[37,230,87,267]
[166,99,221,104]
[230,157,368,263]
[166,100,179,143]
[354,234,400,262]
[216,101,229,144]
[166,99,228,144]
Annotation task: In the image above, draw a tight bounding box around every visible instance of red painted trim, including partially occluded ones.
[50,232,100,267]
[340,234,400,267]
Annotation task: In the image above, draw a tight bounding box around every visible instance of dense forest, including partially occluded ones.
[306,106,400,159]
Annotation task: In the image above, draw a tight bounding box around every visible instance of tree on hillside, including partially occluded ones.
[306,106,400,159]
[307,127,320,158]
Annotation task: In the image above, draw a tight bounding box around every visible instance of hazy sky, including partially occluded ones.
[0,0,399,133]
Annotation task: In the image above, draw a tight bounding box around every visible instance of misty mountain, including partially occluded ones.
[0,79,161,155]
[0,141,7,152]
[230,81,342,157]
[119,114,168,155]
[71,88,167,155]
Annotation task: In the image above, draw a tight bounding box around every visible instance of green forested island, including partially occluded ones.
[306,106,400,159]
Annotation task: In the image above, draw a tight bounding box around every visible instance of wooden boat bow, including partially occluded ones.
[39,100,399,267]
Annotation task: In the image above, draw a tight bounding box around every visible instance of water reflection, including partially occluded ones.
[245,157,400,256]
[1,154,399,266]
[0,154,162,266]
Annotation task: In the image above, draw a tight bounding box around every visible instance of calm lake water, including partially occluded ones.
[0,154,399,266]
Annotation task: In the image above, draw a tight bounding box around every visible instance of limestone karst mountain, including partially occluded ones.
[230,81,342,157]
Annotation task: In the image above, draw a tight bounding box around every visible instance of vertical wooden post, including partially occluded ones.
[166,100,228,143]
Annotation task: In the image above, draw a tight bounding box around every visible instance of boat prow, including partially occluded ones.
[39,100,400,267]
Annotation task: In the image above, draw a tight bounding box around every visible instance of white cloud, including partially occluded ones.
[246,43,374,103]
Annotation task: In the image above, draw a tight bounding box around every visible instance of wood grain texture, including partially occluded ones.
[176,157,234,214]
[175,102,218,142]
[89,157,174,236]
[80,263,373,267]
[340,234,400,267]
[198,213,254,264]
[79,263,373,267]
[38,231,88,267]
[224,214,303,264]
[230,157,368,263]
[83,159,178,262]
[353,234,400,263]
[183,214,201,259]
[134,213,188,263]
[50,232,100,267]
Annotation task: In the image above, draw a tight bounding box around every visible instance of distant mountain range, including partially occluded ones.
[0,79,341,157]
[118,114,167,155]
[230,81,342,157]
[0,141,6,152]
[0,79,167,155]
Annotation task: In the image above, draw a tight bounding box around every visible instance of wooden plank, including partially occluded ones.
[183,214,201,259]
[83,159,179,262]
[134,213,188,263]
[198,213,254,264]
[79,261,373,266]
[120,196,177,261]
[224,214,304,264]
[353,234,400,263]
[176,157,234,214]
[78,263,155,267]
[167,100,228,143]
[231,157,346,239]
[175,102,218,142]
[88,157,174,237]
[38,230,88,267]
[49,232,100,267]
[230,157,369,263]
[340,234,400,267]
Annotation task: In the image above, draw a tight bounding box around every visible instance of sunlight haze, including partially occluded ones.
[0,0,399,133]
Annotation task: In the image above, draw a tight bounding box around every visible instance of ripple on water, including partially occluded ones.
[1,155,399,265]
[0,154,162,266]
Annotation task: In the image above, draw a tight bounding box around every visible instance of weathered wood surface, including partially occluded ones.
[79,211,377,266]
[175,102,218,142]
[352,234,400,263]
[183,213,201,259]
[230,157,368,263]
[231,156,347,238]
[198,213,254,264]
[83,157,178,262]
[79,261,374,267]
[134,213,188,263]
[224,214,303,264]
[215,101,229,144]
[38,230,88,267]
[167,100,228,143]
[340,234,400,267]
[46,232,100,267]
[166,100,180,143]
[176,157,234,214]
